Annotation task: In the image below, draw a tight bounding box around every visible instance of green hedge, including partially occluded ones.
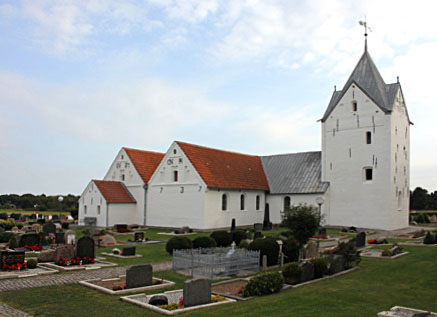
[165,236,193,255]
[192,236,217,249]
[210,231,232,247]
[310,257,329,278]
[243,271,283,297]
[282,262,303,284]
[231,230,246,245]
[248,237,279,266]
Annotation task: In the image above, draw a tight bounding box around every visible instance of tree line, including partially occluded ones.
[0,194,79,212]
[410,187,437,210]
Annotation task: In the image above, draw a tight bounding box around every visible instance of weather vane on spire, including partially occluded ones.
[359,18,372,51]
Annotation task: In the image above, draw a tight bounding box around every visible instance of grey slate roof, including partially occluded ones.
[322,50,400,121]
[260,151,329,194]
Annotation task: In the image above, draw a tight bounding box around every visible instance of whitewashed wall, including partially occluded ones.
[108,203,138,226]
[78,181,108,227]
[204,189,265,229]
[266,194,323,224]
[322,84,395,230]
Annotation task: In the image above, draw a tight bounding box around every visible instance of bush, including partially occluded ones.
[26,258,38,269]
[238,240,249,249]
[81,228,90,236]
[282,238,299,263]
[210,231,232,247]
[70,209,78,220]
[192,236,217,249]
[423,232,436,245]
[334,241,361,268]
[310,258,329,278]
[248,237,279,266]
[416,213,430,224]
[165,236,193,255]
[8,236,18,249]
[17,223,23,229]
[282,262,303,284]
[0,220,17,231]
[0,213,7,220]
[0,232,14,243]
[242,271,284,297]
[231,230,246,245]
[10,213,21,221]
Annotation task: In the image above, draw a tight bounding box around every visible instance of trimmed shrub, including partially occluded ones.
[416,213,430,224]
[0,213,7,220]
[0,220,17,231]
[334,241,361,268]
[423,232,436,245]
[248,237,279,266]
[0,232,14,243]
[282,262,303,284]
[282,238,299,263]
[17,223,23,229]
[231,230,246,245]
[26,258,38,269]
[165,236,193,255]
[242,271,284,297]
[192,236,217,249]
[210,231,232,247]
[10,213,21,221]
[238,240,249,249]
[8,236,18,249]
[310,257,329,278]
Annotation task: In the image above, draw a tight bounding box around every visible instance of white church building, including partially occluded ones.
[78,46,411,231]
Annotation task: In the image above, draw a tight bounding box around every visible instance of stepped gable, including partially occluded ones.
[93,180,136,203]
[123,148,165,184]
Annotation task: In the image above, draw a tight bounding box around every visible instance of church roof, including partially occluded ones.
[93,180,136,203]
[260,151,329,194]
[177,141,269,191]
[322,50,400,121]
[123,148,165,184]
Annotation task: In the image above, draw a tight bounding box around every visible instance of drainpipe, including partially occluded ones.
[143,184,148,226]
[106,204,109,228]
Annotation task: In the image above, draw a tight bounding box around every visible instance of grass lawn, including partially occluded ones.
[0,210,71,216]
[0,245,435,316]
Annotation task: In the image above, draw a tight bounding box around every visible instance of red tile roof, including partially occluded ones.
[177,141,269,191]
[123,148,165,184]
[93,180,136,203]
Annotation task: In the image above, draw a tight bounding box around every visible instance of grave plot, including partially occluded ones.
[80,264,175,295]
[211,278,250,300]
[361,245,409,259]
[125,232,164,245]
[0,250,57,279]
[121,278,235,316]
[101,246,143,259]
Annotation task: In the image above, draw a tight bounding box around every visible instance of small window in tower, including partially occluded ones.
[84,205,87,214]
[173,171,178,182]
[364,168,373,181]
[173,149,177,154]
[97,206,101,215]
[121,174,125,181]
[366,132,372,144]
[256,195,260,211]
[221,194,227,211]
[352,101,357,112]
[121,155,124,160]
[284,196,291,210]
[240,194,245,211]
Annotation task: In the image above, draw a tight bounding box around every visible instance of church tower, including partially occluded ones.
[320,43,411,230]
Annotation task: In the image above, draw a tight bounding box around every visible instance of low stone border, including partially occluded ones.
[124,240,164,245]
[120,290,235,316]
[211,278,252,301]
[290,266,360,289]
[39,259,117,272]
[80,276,175,295]
[361,250,409,259]
[378,305,437,317]
[399,241,437,246]
[157,232,196,236]
[0,264,58,280]
[100,252,143,259]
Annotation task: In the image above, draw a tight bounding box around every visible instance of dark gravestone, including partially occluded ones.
[42,223,56,235]
[231,218,236,231]
[114,224,128,230]
[51,215,59,221]
[122,247,136,256]
[37,219,46,224]
[18,233,40,248]
[183,278,211,308]
[30,214,37,220]
[37,249,56,262]
[246,230,252,240]
[0,250,25,267]
[55,245,74,263]
[254,223,263,232]
[254,232,263,240]
[76,236,95,259]
[134,232,144,242]
[300,261,315,282]
[327,255,345,275]
[126,264,153,289]
[55,232,65,244]
[149,295,168,306]
[263,203,272,231]
[355,232,366,247]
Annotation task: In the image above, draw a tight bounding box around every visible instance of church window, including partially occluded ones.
[256,195,260,211]
[180,187,184,193]
[179,158,183,163]
[240,194,245,211]
[366,132,372,144]
[349,148,352,158]
[284,196,291,210]
[364,168,373,181]
[121,155,124,160]
[173,149,177,154]
[221,194,227,211]
[352,101,357,112]
[91,198,93,205]
[395,127,397,135]
[173,171,178,182]
[398,192,402,209]
[97,206,101,215]
[405,127,408,138]
[395,153,397,162]
[121,174,125,181]
[336,119,339,131]
[404,166,406,175]
[84,206,87,214]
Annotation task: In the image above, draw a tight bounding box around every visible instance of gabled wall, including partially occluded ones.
[78,181,108,227]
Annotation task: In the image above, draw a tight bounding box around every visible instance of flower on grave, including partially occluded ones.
[368,239,376,244]
[120,251,123,256]
[237,286,244,294]
[2,262,27,271]
[178,297,183,306]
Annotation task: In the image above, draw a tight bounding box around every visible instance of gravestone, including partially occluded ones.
[37,249,56,262]
[11,226,19,233]
[51,215,59,221]
[31,224,41,233]
[263,203,272,231]
[30,214,37,220]
[37,219,46,225]
[355,232,366,247]
[122,247,136,256]
[246,230,252,240]
[253,232,263,240]
[254,223,263,232]
[430,215,437,223]
[55,245,75,263]
[125,264,153,289]
[76,236,95,259]
[300,261,315,282]
[114,224,127,230]
[304,241,318,259]
[100,234,117,246]
[25,228,36,234]
[18,233,40,248]
[231,218,236,232]
[183,278,211,308]
[42,223,56,235]
[64,230,76,245]
[327,255,345,275]
[148,295,168,306]
[0,250,25,267]
[134,232,144,242]
[55,232,65,244]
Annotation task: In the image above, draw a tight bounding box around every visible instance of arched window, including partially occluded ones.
[221,194,227,211]
[173,171,178,182]
[240,194,245,210]
[284,196,291,210]
[256,195,260,210]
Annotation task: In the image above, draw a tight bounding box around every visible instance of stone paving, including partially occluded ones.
[0,302,32,317]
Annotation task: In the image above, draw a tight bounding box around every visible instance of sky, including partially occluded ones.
[0,0,436,195]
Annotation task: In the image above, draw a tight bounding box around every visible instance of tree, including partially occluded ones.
[410,187,429,210]
[281,204,321,249]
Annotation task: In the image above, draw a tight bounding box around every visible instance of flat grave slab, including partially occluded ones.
[361,249,409,259]
[125,240,164,245]
[211,278,251,301]
[157,232,196,236]
[0,265,58,280]
[100,252,143,259]
[79,276,175,295]
[39,259,117,272]
[121,290,235,316]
